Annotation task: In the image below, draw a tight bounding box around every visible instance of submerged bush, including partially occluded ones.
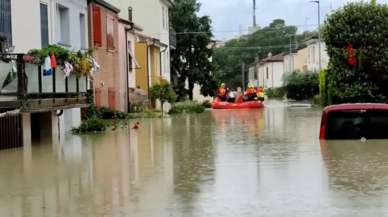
[169,101,205,114]
[283,71,319,100]
[266,87,286,99]
[72,117,107,134]
[202,100,212,108]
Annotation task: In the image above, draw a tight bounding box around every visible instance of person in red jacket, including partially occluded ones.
[244,84,256,101]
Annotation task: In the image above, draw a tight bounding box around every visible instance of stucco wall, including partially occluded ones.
[12,0,88,53]
[135,42,149,93]
[11,0,41,53]
[258,62,284,88]
[307,42,329,72]
[294,47,309,72]
[89,3,121,111]
[107,0,171,81]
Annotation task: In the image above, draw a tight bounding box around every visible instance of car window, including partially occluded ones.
[327,110,388,140]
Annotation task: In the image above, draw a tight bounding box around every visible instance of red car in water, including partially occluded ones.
[320,103,388,140]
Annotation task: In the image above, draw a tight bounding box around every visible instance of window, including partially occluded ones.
[162,7,168,30]
[162,7,166,29]
[266,67,269,79]
[106,14,115,50]
[92,5,102,46]
[0,0,12,50]
[79,13,86,49]
[58,4,70,45]
[40,3,49,48]
[327,110,388,140]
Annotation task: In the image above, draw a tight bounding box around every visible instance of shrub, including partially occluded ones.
[150,81,177,115]
[283,71,319,100]
[319,70,328,106]
[202,100,212,108]
[169,101,205,114]
[72,117,107,134]
[323,2,388,104]
[98,107,115,119]
[266,87,286,99]
[313,95,321,106]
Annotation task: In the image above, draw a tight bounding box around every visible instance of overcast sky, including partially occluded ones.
[197,0,387,40]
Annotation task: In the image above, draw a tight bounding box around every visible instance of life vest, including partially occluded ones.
[245,88,256,96]
[257,88,264,97]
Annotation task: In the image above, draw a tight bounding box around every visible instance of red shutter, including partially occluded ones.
[92,5,102,46]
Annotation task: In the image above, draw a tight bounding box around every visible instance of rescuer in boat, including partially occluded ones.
[244,84,257,101]
[256,86,265,102]
[217,83,228,101]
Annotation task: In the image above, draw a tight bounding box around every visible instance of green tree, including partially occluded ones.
[170,0,217,100]
[323,2,388,104]
[213,19,317,88]
[150,81,177,116]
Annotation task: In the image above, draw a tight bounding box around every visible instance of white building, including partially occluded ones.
[283,52,296,74]
[12,0,88,53]
[306,39,329,72]
[257,53,285,88]
[9,0,89,138]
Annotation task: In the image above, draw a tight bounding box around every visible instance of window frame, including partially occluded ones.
[57,4,70,46]
[40,2,50,48]
[79,13,87,49]
[0,0,12,50]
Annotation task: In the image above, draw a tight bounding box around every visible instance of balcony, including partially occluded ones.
[0,54,88,112]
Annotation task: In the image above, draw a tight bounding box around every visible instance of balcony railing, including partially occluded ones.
[0,53,88,111]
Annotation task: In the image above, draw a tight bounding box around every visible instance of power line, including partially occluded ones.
[170,24,318,35]
[215,44,299,50]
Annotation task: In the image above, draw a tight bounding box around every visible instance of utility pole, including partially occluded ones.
[289,36,292,73]
[311,0,322,71]
[253,0,257,27]
[242,63,246,91]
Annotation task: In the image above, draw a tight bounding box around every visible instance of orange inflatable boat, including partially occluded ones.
[212,97,264,109]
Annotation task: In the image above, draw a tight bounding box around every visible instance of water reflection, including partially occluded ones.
[321,140,388,193]
[2,103,388,216]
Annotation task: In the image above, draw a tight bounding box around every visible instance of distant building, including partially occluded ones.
[257,53,285,88]
[108,0,174,94]
[283,39,329,74]
[283,52,297,74]
[88,0,142,112]
[306,39,329,72]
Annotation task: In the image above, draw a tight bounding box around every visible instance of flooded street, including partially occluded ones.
[1,101,388,217]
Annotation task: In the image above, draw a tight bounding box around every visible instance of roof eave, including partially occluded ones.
[88,0,120,13]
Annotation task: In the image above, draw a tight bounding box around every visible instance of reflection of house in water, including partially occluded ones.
[0,0,90,149]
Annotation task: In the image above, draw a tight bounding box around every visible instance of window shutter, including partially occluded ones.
[106,14,115,50]
[0,0,12,48]
[92,5,102,46]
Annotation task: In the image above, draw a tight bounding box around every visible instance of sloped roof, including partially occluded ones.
[259,53,285,64]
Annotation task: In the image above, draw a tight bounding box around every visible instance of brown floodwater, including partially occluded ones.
[1,101,388,217]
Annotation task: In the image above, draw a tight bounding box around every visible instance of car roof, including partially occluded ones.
[323,103,388,113]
